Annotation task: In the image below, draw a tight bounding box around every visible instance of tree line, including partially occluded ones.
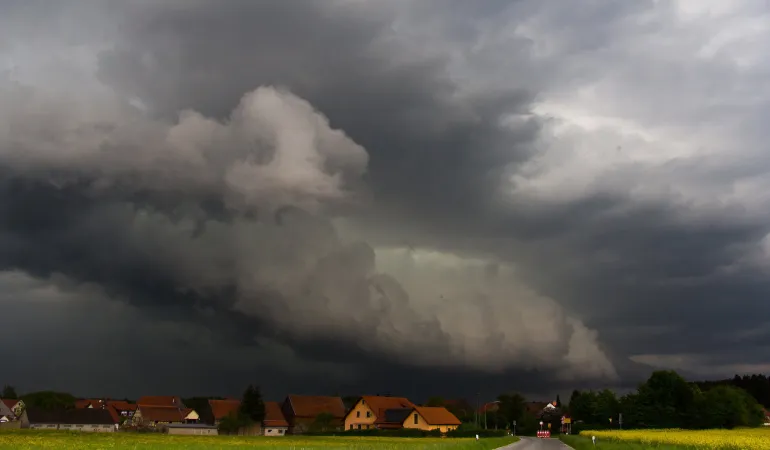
[5,369,769,433]
[569,370,767,430]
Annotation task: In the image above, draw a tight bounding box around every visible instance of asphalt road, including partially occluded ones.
[495,436,574,450]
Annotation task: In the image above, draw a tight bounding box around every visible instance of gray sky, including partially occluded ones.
[2,0,770,402]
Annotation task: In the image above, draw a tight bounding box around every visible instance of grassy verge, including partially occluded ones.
[560,435,694,450]
[0,430,518,449]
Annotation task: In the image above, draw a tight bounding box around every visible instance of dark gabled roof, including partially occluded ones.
[137,405,186,423]
[410,406,462,426]
[264,401,289,427]
[285,395,345,419]
[383,408,412,424]
[209,399,240,421]
[25,407,116,425]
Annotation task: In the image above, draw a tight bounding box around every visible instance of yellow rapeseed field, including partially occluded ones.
[0,430,516,449]
[581,428,770,449]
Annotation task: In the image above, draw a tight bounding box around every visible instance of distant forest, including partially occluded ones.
[694,374,770,408]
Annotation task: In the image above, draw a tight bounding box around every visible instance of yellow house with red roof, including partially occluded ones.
[344,395,415,431]
[402,406,461,433]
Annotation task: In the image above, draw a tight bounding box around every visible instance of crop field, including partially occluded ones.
[562,428,770,449]
[0,430,517,449]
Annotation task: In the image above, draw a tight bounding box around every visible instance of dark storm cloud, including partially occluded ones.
[95,0,541,223]
[3,0,770,400]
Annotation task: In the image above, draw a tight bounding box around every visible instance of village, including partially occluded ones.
[0,393,569,437]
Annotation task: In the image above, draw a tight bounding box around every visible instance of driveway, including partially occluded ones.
[495,436,574,449]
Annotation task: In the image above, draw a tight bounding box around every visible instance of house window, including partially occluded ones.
[413,414,418,425]
[356,411,360,418]
[349,424,353,430]
[357,424,361,430]
[279,429,284,434]
[366,411,371,418]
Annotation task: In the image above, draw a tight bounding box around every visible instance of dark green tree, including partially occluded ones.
[496,393,526,428]
[426,396,445,407]
[635,370,698,428]
[697,385,765,429]
[555,394,562,408]
[238,385,265,423]
[21,391,75,410]
[311,412,336,432]
[182,397,217,425]
[569,390,599,424]
[597,389,619,425]
[2,385,17,399]
[218,411,247,434]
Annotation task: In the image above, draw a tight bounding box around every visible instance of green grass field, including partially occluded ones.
[0,430,517,449]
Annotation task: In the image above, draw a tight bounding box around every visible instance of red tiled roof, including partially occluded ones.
[286,395,345,419]
[209,399,240,421]
[264,401,289,427]
[351,396,415,424]
[412,406,461,426]
[105,405,120,424]
[107,401,137,412]
[137,405,185,423]
[75,399,91,409]
[137,396,181,407]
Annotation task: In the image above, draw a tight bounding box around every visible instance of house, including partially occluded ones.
[106,400,138,419]
[167,423,219,435]
[75,399,107,409]
[402,406,461,433]
[525,401,550,417]
[263,401,289,436]
[137,396,185,408]
[0,401,14,422]
[131,405,199,429]
[763,408,769,426]
[281,395,346,434]
[1,399,24,417]
[20,407,117,432]
[344,395,415,430]
[209,399,241,425]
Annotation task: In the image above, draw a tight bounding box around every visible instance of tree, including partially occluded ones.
[426,396,445,407]
[569,390,599,424]
[444,399,474,424]
[311,412,336,432]
[596,389,619,425]
[555,394,562,408]
[218,411,247,434]
[697,385,765,429]
[2,385,17,399]
[238,385,265,423]
[496,393,525,428]
[634,370,698,428]
[182,397,217,425]
[21,391,75,410]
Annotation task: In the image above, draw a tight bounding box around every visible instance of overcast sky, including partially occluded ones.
[2,0,770,403]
